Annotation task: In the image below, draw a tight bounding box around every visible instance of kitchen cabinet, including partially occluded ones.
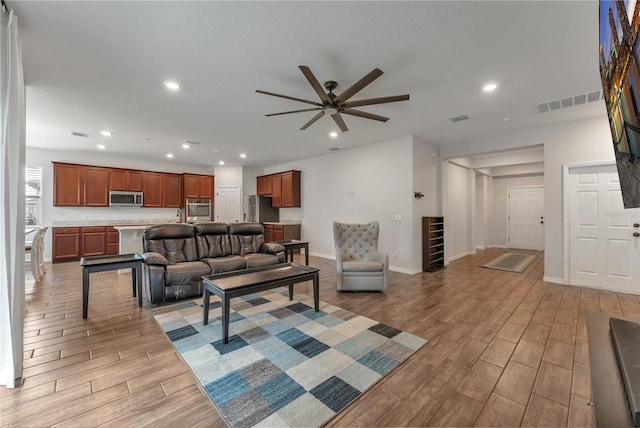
[110,169,143,192]
[53,163,83,206]
[257,175,272,195]
[162,173,182,208]
[83,166,110,207]
[142,172,162,207]
[184,174,214,199]
[263,223,301,242]
[53,163,109,207]
[53,226,121,262]
[271,173,282,207]
[422,216,445,272]
[52,227,81,262]
[281,170,301,207]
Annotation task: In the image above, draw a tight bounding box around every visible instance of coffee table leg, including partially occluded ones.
[203,289,210,325]
[82,268,89,319]
[313,272,319,312]
[222,295,230,344]
[136,265,142,307]
[288,284,293,301]
[305,244,309,265]
[131,268,136,298]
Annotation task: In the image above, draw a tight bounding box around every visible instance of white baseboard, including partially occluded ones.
[475,245,485,250]
[447,251,470,263]
[543,276,565,285]
[389,266,421,275]
[309,252,334,260]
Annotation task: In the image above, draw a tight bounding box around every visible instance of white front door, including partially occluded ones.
[508,186,544,250]
[569,164,640,294]
[216,186,241,223]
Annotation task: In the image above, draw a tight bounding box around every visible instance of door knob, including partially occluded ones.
[634,223,640,228]
[634,232,640,237]
[540,221,544,224]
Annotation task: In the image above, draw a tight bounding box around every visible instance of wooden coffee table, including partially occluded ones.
[202,263,320,343]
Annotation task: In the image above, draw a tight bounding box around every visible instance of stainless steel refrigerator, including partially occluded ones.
[247,195,279,223]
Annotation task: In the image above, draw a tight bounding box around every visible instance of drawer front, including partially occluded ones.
[273,225,284,231]
[83,226,107,233]
[54,227,81,235]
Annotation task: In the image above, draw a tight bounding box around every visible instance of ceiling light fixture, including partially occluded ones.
[329,132,338,138]
[483,82,498,92]
[240,153,247,158]
[96,144,107,150]
[100,130,112,137]
[166,153,174,158]
[181,143,190,149]
[219,161,225,165]
[164,81,180,90]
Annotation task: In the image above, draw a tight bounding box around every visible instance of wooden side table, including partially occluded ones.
[274,240,309,265]
[80,253,144,318]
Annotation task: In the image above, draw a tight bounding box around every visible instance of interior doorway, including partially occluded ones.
[568,163,640,294]
[215,186,241,223]
[508,186,544,250]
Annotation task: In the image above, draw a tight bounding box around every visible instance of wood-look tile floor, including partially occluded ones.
[2,248,640,427]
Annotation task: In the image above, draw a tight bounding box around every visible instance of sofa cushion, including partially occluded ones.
[229,223,265,255]
[164,238,198,264]
[194,223,232,257]
[343,260,384,272]
[165,261,211,286]
[244,253,281,268]
[202,255,246,274]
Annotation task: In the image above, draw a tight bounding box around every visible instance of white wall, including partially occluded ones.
[475,173,492,249]
[27,147,214,261]
[443,161,473,261]
[265,135,432,273]
[490,175,544,247]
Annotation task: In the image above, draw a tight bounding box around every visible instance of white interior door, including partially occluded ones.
[569,164,640,294]
[216,186,241,223]
[508,186,544,250]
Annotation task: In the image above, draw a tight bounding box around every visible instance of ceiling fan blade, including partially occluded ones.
[341,108,389,122]
[266,107,322,117]
[331,113,349,132]
[342,94,410,108]
[299,66,332,104]
[256,90,322,107]
[333,68,384,104]
[300,111,325,130]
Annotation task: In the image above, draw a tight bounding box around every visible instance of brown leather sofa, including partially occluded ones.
[141,222,286,303]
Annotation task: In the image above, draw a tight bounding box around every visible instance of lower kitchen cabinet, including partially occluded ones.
[263,223,301,242]
[53,226,121,262]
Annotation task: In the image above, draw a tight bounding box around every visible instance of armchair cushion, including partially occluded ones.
[343,260,384,272]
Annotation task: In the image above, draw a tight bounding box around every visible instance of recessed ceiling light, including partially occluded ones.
[213,149,220,153]
[483,83,498,92]
[329,132,338,138]
[240,153,247,158]
[96,144,107,150]
[166,153,174,158]
[100,130,112,137]
[164,81,180,90]
[503,118,511,122]
[181,143,190,149]
[219,161,225,165]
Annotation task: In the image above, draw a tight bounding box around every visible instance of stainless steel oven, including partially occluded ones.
[186,198,212,222]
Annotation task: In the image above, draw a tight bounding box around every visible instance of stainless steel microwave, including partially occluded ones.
[109,191,143,207]
[186,198,211,222]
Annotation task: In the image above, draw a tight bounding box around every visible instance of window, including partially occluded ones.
[25,167,42,226]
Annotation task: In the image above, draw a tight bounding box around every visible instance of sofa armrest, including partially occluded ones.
[262,242,285,254]
[142,252,169,266]
[142,263,166,304]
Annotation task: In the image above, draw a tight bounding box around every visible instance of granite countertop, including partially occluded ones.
[52,219,180,227]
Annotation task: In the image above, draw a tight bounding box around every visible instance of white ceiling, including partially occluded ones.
[11,1,606,169]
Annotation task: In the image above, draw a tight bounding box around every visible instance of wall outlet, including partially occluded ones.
[393,249,399,257]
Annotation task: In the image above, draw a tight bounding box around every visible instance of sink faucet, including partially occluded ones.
[176,208,182,223]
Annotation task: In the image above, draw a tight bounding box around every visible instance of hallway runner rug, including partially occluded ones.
[150,291,428,427]
[480,252,537,273]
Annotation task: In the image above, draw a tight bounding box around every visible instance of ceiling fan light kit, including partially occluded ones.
[256,65,409,132]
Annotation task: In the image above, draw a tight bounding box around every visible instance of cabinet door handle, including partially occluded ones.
[634,232,640,237]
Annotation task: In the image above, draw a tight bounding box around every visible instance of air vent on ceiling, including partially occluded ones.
[184,140,201,145]
[328,147,340,151]
[536,89,603,114]
[449,114,469,123]
[71,131,89,138]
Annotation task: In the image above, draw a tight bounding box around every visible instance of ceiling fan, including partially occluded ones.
[256,66,409,132]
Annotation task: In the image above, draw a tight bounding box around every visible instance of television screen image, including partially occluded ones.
[599,0,640,208]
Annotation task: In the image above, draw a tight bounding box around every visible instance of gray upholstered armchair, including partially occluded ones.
[333,221,389,291]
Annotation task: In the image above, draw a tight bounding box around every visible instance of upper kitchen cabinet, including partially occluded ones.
[269,170,301,208]
[162,173,182,208]
[110,169,143,192]
[142,171,162,207]
[257,175,272,196]
[184,174,214,199]
[53,162,109,207]
[53,162,83,206]
[83,166,110,207]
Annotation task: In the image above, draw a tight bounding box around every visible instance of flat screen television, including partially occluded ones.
[599,0,640,208]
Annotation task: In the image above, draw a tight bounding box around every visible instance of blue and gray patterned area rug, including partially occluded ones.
[151,290,428,427]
